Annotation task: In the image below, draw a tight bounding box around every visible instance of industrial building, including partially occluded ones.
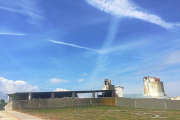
[6,77,180,111]
[102,79,124,97]
[143,76,165,97]
[7,76,169,103]
[7,79,123,103]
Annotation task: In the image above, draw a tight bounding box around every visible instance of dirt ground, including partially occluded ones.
[16,106,180,120]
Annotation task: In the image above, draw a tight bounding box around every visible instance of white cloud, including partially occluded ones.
[78,93,100,98]
[175,23,180,27]
[78,93,92,98]
[0,77,38,100]
[48,39,101,52]
[78,79,84,82]
[85,0,179,29]
[50,78,68,84]
[54,88,69,91]
[164,50,180,65]
[0,32,25,35]
[83,73,88,76]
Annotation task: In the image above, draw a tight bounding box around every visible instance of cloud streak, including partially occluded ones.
[48,39,101,52]
[0,1,44,26]
[101,40,148,54]
[163,50,180,65]
[0,32,25,35]
[78,79,84,82]
[85,0,179,29]
[50,78,68,84]
[54,88,69,91]
[89,17,120,87]
[0,6,43,19]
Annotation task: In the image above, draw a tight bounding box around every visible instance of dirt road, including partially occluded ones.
[7,111,44,120]
[0,111,14,120]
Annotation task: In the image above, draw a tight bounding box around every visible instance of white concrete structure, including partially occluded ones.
[28,93,33,100]
[115,86,124,97]
[72,92,75,98]
[7,94,12,103]
[7,95,11,103]
[143,76,165,97]
[51,93,54,99]
[92,92,95,98]
[101,79,115,90]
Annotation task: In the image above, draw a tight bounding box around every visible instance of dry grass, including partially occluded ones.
[16,106,180,120]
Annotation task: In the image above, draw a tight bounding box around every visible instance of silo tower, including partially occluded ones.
[143,76,165,97]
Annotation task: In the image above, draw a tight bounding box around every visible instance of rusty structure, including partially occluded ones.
[143,76,165,97]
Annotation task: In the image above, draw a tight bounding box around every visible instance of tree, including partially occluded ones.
[12,93,17,101]
[0,99,6,110]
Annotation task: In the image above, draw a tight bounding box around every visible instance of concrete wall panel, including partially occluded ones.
[166,100,180,110]
[116,98,135,108]
[134,99,166,110]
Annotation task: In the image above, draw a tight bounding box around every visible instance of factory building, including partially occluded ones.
[102,79,115,90]
[101,79,124,97]
[143,76,165,97]
[6,79,124,102]
[7,79,125,102]
[6,90,115,103]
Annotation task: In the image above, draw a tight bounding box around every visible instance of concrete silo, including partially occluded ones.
[143,76,165,97]
[102,79,115,90]
[115,86,124,97]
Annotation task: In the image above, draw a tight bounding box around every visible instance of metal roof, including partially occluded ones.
[12,90,115,94]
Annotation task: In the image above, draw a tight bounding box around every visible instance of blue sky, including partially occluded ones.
[0,0,180,99]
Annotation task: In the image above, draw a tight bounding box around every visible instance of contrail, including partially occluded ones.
[88,17,120,88]
[48,39,101,52]
[0,32,25,35]
[70,17,121,90]
[85,0,180,29]
[101,17,120,49]
[0,6,43,19]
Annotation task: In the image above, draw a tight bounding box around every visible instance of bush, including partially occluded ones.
[0,99,6,110]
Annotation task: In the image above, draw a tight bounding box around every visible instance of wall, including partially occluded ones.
[5,101,13,111]
[116,98,180,110]
[134,99,166,110]
[116,98,135,108]
[165,100,180,110]
[12,98,116,110]
[10,97,180,110]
